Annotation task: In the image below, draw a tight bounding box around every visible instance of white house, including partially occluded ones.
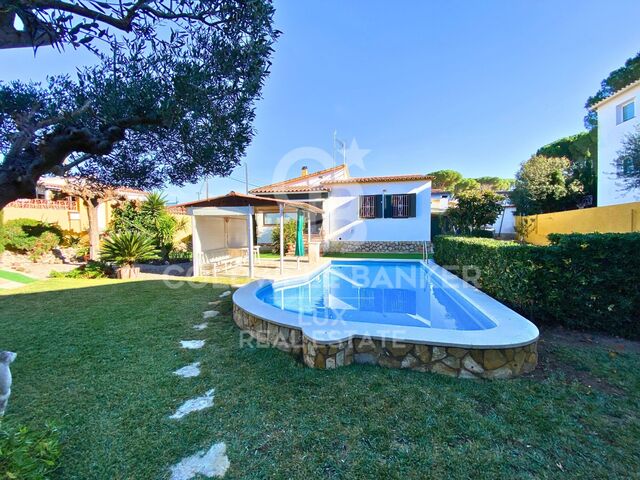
[249,165,432,253]
[321,174,431,252]
[592,79,640,206]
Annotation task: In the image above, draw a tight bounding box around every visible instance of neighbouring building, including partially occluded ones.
[1,176,147,232]
[248,165,432,253]
[592,78,640,207]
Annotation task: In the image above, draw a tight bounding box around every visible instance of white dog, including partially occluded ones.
[0,351,17,416]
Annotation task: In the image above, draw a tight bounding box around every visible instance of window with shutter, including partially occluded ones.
[359,195,377,218]
[391,194,409,218]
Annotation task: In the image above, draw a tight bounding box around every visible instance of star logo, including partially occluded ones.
[344,138,370,171]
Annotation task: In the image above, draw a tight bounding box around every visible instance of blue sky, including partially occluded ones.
[2,0,640,202]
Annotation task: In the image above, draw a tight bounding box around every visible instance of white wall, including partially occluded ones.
[324,181,431,242]
[190,212,248,275]
[491,206,516,235]
[195,217,247,250]
[597,83,640,206]
[430,191,451,213]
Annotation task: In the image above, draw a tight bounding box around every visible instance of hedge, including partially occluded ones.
[433,233,640,339]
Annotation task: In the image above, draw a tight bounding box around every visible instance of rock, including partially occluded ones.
[442,355,460,369]
[483,349,507,370]
[447,347,468,359]
[306,341,316,357]
[336,350,345,367]
[484,365,513,380]
[193,323,208,331]
[458,369,478,379]
[169,389,215,419]
[401,354,419,369]
[203,310,218,319]
[173,362,201,378]
[431,361,458,377]
[414,344,432,363]
[462,354,484,374]
[432,347,447,361]
[180,340,205,350]
[354,337,377,353]
[325,357,336,369]
[169,442,229,480]
[354,352,377,365]
[378,354,402,369]
[314,352,325,368]
[386,342,413,357]
[470,349,484,365]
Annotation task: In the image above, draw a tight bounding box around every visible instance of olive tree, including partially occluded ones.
[0,0,278,209]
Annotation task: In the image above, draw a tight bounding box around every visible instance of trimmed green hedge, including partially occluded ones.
[433,233,640,339]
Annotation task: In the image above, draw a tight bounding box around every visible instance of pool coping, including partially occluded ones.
[232,259,539,349]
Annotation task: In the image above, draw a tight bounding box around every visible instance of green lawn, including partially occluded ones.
[0,269,37,284]
[1,278,639,479]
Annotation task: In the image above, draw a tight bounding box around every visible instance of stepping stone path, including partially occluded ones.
[173,362,201,378]
[169,442,230,480]
[167,293,234,478]
[180,340,205,350]
[170,389,215,419]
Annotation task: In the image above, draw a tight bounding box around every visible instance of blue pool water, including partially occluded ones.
[257,261,496,330]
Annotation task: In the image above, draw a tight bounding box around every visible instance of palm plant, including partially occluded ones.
[100,231,159,268]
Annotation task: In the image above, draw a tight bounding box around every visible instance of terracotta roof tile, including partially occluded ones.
[590,78,640,110]
[321,174,432,185]
[249,165,346,193]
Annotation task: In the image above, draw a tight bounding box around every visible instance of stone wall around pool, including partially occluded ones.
[326,240,426,254]
[233,303,537,379]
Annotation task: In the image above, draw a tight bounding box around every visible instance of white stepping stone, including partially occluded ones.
[203,310,218,319]
[170,389,215,419]
[174,362,201,378]
[219,291,231,298]
[180,340,205,350]
[208,300,220,306]
[193,322,209,331]
[169,442,230,480]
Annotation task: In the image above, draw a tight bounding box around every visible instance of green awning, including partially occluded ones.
[295,209,305,256]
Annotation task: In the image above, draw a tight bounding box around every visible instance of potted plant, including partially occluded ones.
[100,231,159,279]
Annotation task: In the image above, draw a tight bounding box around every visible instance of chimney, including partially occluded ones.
[301,166,308,177]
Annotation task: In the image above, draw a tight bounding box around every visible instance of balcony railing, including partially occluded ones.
[5,198,78,210]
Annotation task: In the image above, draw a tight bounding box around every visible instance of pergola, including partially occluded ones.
[181,191,323,278]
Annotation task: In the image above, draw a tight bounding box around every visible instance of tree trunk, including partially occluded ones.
[85,198,101,261]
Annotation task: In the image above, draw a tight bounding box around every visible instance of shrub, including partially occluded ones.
[271,218,304,254]
[0,421,61,479]
[445,190,504,234]
[50,261,115,279]
[0,219,63,261]
[433,233,640,339]
[108,194,188,261]
[100,231,159,267]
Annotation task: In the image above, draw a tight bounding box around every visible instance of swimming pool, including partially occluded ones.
[233,260,539,379]
[257,261,496,330]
